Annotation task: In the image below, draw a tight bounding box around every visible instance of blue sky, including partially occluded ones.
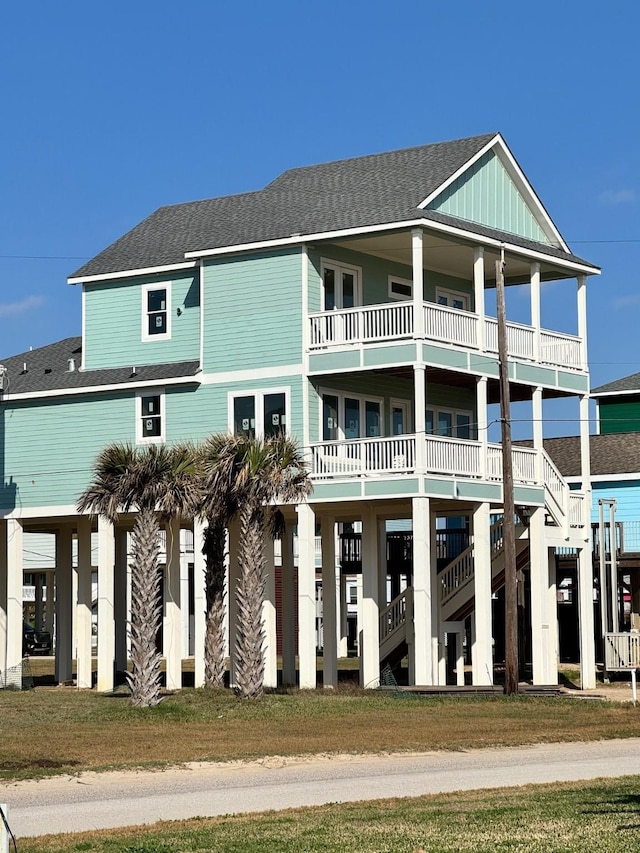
[1,1,638,437]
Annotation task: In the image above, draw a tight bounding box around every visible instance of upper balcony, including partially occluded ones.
[308,299,584,373]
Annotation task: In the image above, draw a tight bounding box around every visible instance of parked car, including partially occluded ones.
[23,622,52,656]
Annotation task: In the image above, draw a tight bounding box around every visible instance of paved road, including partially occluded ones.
[3,739,640,838]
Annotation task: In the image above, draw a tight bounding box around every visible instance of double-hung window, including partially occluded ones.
[230,390,288,438]
[142,283,171,341]
[137,390,165,443]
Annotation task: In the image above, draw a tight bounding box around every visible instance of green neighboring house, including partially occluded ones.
[0,133,600,691]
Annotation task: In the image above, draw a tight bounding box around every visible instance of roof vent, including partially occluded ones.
[67,358,76,372]
[21,362,27,374]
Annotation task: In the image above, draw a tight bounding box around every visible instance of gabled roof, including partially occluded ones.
[69,133,598,281]
[592,372,640,396]
[517,433,640,478]
[0,337,199,397]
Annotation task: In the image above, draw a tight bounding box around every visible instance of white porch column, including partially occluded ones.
[476,376,488,479]
[76,517,93,689]
[97,516,115,692]
[5,519,22,678]
[227,519,240,686]
[360,505,380,689]
[430,509,440,681]
[530,262,541,361]
[412,228,425,338]
[281,522,296,686]
[192,517,206,688]
[529,507,556,685]
[414,365,426,472]
[472,502,493,685]
[577,275,588,371]
[578,545,596,688]
[55,526,73,684]
[548,550,559,679]
[262,533,277,689]
[473,246,485,350]
[378,519,388,606]
[164,518,182,690]
[356,573,363,656]
[297,503,317,689]
[532,386,543,483]
[410,496,433,685]
[0,520,7,679]
[321,514,337,688]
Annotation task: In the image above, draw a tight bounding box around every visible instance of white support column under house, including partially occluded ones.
[410,496,433,685]
[262,533,277,689]
[0,520,7,682]
[97,516,115,692]
[75,516,93,689]
[114,527,129,671]
[192,517,206,689]
[297,503,317,689]
[55,526,73,684]
[578,545,596,689]
[164,518,182,690]
[472,502,493,685]
[360,505,380,689]
[5,519,23,682]
[529,506,557,685]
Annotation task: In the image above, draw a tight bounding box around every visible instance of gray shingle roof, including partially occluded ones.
[517,433,640,478]
[0,337,199,396]
[592,372,640,395]
[70,133,598,280]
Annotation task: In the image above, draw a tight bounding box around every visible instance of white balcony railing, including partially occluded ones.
[309,435,586,531]
[308,301,584,371]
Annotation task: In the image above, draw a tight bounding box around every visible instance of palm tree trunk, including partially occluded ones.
[127,507,163,707]
[235,503,266,699]
[203,519,227,687]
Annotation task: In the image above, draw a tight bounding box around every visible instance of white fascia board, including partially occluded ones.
[590,389,640,397]
[0,504,82,521]
[419,133,570,252]
[186,216,599,277]
[1,374,200,402]
[68,261,197,286]
[565,473,640,484]
[418,134,500,209]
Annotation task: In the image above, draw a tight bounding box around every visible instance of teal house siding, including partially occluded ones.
[591,481,640,525]
[203,250,303,374]
[1,394,134,510]
[428,150,550,244]
[83,271,200,369]
[308,245,473,308]
[599,397,640,434]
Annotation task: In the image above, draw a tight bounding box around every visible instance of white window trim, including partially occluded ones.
[142,282,172,342]
[319,388,385,441]
[435,286,470,311]
[136,389,166,444]
[425,406,474,439]
[388,275,413,301]
[320,258,362,310]
[228,387,291,437]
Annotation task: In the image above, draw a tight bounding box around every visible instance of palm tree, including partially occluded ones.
[203,433,312,700]
[78,442,200,706]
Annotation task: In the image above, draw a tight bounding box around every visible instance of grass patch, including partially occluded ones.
[17,776,640,851]
[1,687,639,782]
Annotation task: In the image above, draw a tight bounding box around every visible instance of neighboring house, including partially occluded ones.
[0,132,600,691]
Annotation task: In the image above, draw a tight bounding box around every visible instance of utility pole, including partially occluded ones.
[496,253,519,695]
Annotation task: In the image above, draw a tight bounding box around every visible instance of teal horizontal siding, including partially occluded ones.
[84,271,200,369]
[203,250,303,373]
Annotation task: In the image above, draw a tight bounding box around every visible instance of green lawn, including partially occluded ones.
[17,777,640,852]
[1,686,638,781]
